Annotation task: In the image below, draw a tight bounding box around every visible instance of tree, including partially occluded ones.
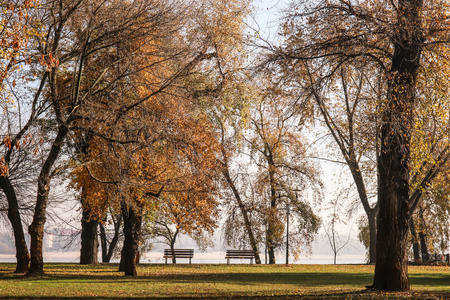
[99,211,122,263]
[246,85,321,264]
[178,0,261,263]
[73,131,100,265]
[324,196,351,265]
[269,0,450,291]
[146,193,218,263]
[0,0,41,273]
[306,64,381,264]
[66,0,258,276]
[25,0,186,275]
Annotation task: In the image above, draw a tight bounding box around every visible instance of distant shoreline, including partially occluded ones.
[0,252,366,264]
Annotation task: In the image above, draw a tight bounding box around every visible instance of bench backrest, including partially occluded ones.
[226,250,255,257]
[164,249,194,257]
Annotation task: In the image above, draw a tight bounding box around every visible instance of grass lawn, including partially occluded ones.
[0,263,449,299]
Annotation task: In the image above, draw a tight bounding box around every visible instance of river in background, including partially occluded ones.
[0,251,366,265]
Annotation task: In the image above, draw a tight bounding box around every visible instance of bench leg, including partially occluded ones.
[227,258,230,265]
[165,258,167,264]
[250,258,253,265]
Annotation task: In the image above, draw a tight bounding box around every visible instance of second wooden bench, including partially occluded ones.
[225,250,256,264]
[163,249,194,264]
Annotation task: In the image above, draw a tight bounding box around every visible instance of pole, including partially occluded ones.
[286,202,290,265]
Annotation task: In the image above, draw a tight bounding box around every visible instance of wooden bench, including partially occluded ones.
[423,253,450,264]
[225,250,256,264]
[163,249,194,264]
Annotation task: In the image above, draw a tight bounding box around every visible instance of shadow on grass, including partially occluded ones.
[0,270,372,287]
[1,290,450,300]
[1,264,449,299]
[409,273,450,287]
[5,270,450,287]
[1,268,449,285]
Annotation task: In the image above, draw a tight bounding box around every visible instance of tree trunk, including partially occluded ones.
[28,125,69,275]
[418,211,429,261]
[170,243,176,264]
[0,176,30,273]
[371,0,422,290]
[373,124,411,290]
[419,231,429,262]
[409,217,421,262]
[367,210,377,264]
[266,206,276,264]
[100,223,108,263]
[80,200,99,265]
[169,229,179,264]
[119,247,125,272]
[120,201,142,276]
[267,146,277,265]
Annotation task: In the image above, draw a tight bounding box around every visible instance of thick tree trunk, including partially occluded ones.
[0,176,30,273]
[371,0,422,290]
[373,104,412,290]
[28,125,69,275]
[120,202,142,276]
[80,202,99,265]
[119,247,125,272]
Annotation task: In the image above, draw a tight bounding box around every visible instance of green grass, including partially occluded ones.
[0,263,449,299]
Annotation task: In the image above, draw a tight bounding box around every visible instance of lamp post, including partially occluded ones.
[286,201,290,265]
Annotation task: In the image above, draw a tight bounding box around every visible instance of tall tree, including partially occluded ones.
[247,86,321,264]
[304,62,381,263]
[26,0,182,275]
[270,0,450,291]
[0,0,40,273]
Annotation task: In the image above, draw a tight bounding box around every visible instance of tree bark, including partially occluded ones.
[409,217,421,262]
[100,223,107,263]
[0,176,30,273]
[170,229,179,264]
[373,115,411,290]
[80,199,99,265]
[120,201,142,276]
[367,209,378,264]
[419,230,429,262]
[418,211,429,261]
[28,125,69,275]
[266,144,277,265]
[371,0,423,291]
